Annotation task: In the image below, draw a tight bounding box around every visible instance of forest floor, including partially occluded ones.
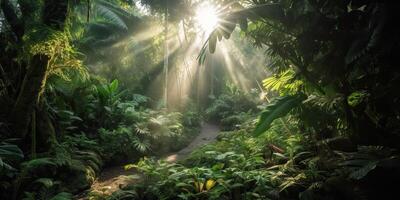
[77,123,220,199]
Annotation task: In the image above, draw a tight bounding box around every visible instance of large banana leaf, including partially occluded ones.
[253,95,304,136]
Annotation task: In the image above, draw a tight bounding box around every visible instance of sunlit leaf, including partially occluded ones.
[205,179,216,190]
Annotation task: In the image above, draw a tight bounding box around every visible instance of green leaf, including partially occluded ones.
[349,161,378,180]
[197,44,207,65]
[0,143,24,160]
[95,1,128,30]
[34,178,54,188]
[0,157,3,167]
[220,19,235,39]
[49,192,73,200]
[209,31,217,53]
[253,95,304,136]
[216,152,235,160]
[109,79,119,93]
[22,158,57,172]
[347,91,368,107]
[104,106,112,112]
[212,163,225,171]
[230,183,244,188]
[176,182,191,187]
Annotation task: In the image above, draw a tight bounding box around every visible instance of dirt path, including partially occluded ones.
[77,123,220,198]
[164,123,220,162]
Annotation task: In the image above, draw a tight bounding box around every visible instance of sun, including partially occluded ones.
[195,3,220,34]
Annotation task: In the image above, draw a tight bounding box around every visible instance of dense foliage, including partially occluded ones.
[0,0,202,199]
[1,0,399,199]
[113,0,400,199]
[205,83,260,130]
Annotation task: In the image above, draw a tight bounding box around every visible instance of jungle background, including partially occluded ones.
[1,0,400,199]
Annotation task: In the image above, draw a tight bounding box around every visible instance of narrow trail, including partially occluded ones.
[164,123,220,162]
[78,123,220,198]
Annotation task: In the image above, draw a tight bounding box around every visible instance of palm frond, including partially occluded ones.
[135,122,151,135]
[94,1,128,30]
[263,69,303,95]
[131,137,151,153]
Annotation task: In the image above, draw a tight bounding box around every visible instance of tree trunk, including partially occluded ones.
[36,104,57,152]
[12,55,49,138]
[10,0,69,140]
[163,8,169,109]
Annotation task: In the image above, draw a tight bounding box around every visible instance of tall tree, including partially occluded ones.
[1,0,71,148]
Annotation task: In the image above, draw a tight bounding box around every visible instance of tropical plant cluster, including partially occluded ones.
[108,116,399,200]
[1,0,400,200]
[109,0,400,199]
[0,0,202,199]
[205,83,260,130]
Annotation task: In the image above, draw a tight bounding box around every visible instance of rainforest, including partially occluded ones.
[1,0,400,199]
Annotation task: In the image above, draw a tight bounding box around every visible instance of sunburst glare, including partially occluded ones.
[195,3,220,35]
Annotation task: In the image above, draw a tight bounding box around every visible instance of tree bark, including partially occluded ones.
[10,0,69,139]
[12,55,49,138]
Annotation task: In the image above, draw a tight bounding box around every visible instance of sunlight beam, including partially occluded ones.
[195,3,220,35]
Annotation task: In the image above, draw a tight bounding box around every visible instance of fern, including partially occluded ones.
[21,158,57,173]
[108,190,138,200]
[132,94,149,104]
